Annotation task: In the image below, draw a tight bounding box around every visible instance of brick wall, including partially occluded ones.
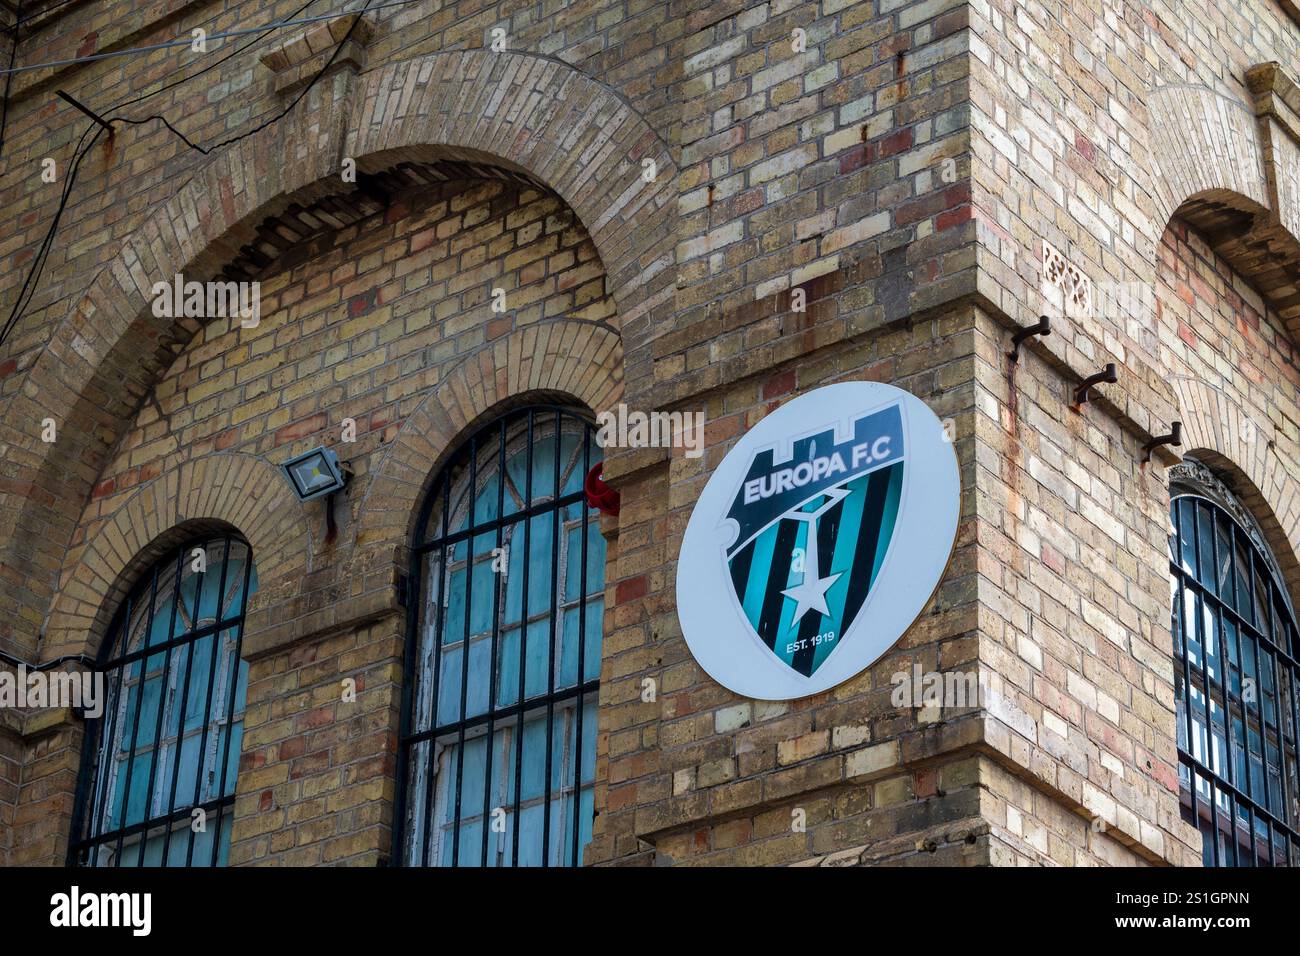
[0,716,19,867]
[231,616,403,866]
[5,166,623,862]
[1,0,1299,867]
[961,0,1300,866]
[72,177,610,523]
[590,304,985,866]
[972,300,1199,865]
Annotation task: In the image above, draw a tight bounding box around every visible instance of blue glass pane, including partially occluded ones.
[453,820,485,867]
[524,619,551,700]
[444,567,467,643]
[583,599,603,683]
[559,609,581,688]
[494,627,522,708]
[502,530,526,626]
[92,539,255,868]
[474,471,500,526]
[128,670,164,751]
[1178,499,1196,575]
[183,639,214,730]
[526,515,554,611]
[1260,653,1277,727]
[514,804,546,867]
[177,560,204,633]
[558,604,604,688]
[564,522,605,602]
[232,657,248,715]
[216,720,244,799]
[220,558,255,619]
[576,787,595,864]
[1197,504,1216,595]
[146,592,176,653]
[519,717,548,801]
[458,735,488,812]
[494,623,556,704]
[125,750,155,825]
[469,552,496,636]
[560,433,586,496]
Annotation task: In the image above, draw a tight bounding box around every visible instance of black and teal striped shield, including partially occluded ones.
[723,404,906,678]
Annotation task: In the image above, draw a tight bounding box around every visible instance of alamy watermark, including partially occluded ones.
[151,273,261,328]
[595,403,705,458]
[0,664,105,719]
[891,664,983,712]
[50,886,151,936]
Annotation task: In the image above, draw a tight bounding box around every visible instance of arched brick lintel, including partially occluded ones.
[1171,376,1300,598]
[41,452,315,663]
[353,320,625,572]
[1147,84,1272,231]
[2,50,668,655]
[346,50,679,326]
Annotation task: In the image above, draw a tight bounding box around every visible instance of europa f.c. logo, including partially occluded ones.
[677,382,960,701]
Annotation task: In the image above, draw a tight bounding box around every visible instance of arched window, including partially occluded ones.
[1170,460,1300,866]
[398,406,606,866]
[70,534,256,867]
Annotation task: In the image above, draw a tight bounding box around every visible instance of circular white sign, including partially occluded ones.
[676,381,960,700]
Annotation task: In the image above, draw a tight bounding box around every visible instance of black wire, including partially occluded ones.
[0,647,97,671]
[0,0,340,348]
[0,0,85,41]
[109,0,370,156]
[0,1,18,160]
[1,122,101,345]
[114,0,319,112]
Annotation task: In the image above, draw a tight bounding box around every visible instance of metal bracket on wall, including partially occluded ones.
[1074,363,1117,405]
[1143,421,1182,464]
[1008,315,1051,362]
[55,89,114,132]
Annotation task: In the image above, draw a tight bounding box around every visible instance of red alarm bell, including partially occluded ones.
[584,462,620,517]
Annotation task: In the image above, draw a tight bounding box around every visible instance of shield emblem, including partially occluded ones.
[722,404,905,679]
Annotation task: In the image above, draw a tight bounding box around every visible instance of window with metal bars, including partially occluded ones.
[397,405,605,867]
[69,535,256,867]
[1169,460,1300,866]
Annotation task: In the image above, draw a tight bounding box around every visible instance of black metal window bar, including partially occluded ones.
[1170,488,1300,866]
[397,405,606,866]
[69,535,256,867]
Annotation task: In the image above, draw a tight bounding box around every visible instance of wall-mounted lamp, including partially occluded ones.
[1074,363,1117,405]
[1143,421,1182,464]
[280,446,348,502]
[1009,315,1051,362]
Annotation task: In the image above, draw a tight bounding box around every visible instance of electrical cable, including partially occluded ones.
[0,0,373,347]
[0,0,416,76]
[0,40,16,161]
[2,0,331,342]
[2,121,101,345]
[0,647,97,671]
[108,0,370,157]
[0,1,18,159]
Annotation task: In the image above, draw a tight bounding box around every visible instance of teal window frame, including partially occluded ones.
[397,405,606,867]
[70,534,256,867]
[1170,463,1300,866]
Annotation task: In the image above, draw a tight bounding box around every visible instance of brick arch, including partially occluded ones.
[41,452,315,662]
[355,320,623,564]
[347,49,678,327]
[1,50,673,656]
[1147,84,1272,231]
[1171,376,1300,589]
